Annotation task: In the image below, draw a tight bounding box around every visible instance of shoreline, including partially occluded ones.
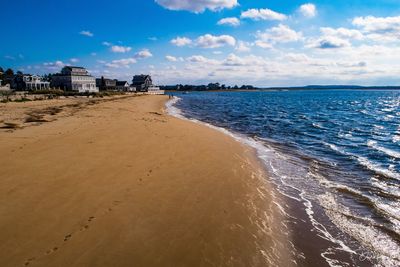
[0,95,292,266]
[166,95,381,267]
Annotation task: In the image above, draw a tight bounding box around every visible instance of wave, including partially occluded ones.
[166,95,400,267]
[322,141,400,181]
[166,97,364,267]
[367,140,400,159]
[319,193,400,267]
[356,156,400,181]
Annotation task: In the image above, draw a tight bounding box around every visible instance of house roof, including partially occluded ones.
[116,81,128,86]
[132,75,151,82]
[64,66,85,70]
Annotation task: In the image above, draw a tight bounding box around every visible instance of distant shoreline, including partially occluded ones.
[162,86,400,92]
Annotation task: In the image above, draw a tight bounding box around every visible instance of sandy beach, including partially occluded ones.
[0,95,291,267]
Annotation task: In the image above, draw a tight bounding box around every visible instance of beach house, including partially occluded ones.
[23,75,50,90]
[115,81,130,91]
[96,77,117,91]
[131,75,153,92]
[51,66,98,93]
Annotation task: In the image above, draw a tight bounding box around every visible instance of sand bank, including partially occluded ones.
[0,95,292,266]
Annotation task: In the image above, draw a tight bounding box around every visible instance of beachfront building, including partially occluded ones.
[23,75,50,91]
[51,66,98,93]
[131,75,153,92]
[96,77,117,91]
[147,86,164,95]
[115,81,129,91]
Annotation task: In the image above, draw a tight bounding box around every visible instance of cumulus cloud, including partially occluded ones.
[105,58,137,68]
[352,15,400,41]
[171,37,192,47]
[79,30,94,37]
[241,8,287,21]
[235,41,251,52]
[255,24,302,48]
[155,0,238,13]
[43,61,65,70]
[165,55,184,62]
[217,17,240,27]
[196,34,236,48]
[111,45,132,53]
[70,58,79,63]
[171,35,236,48]
[134,49,153,59]
[102,41,112,46]
[222,53,267,66]
[299,3,317,18]
[308,36,351,49]
[320,27,364,40]
[186,55,219,65]
[165,55,178,62]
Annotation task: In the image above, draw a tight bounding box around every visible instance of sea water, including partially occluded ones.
[167,90,400,267]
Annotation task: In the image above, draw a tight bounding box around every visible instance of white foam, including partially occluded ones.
[319,193,400,267]
[367,140,400,159]
[166,97,361,266]
[356,156,400,181]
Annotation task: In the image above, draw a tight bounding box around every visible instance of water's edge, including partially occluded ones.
[165,96,379,267]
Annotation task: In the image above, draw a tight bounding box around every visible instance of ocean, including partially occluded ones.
[167,90,400,267]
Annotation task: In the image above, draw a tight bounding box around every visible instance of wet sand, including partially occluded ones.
[0,95,292,266]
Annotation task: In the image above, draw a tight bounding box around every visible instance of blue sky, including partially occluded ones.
[1,0,400,86]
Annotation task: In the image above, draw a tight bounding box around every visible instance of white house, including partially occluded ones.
[23,75,50,90]
[51,66,98,93]
[147,86,164,95]
[115,81,130,91]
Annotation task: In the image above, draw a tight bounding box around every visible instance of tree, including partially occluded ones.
[5,68,14,76]
[0,66,4,73]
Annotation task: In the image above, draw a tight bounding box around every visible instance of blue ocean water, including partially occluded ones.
[168,90,400,266]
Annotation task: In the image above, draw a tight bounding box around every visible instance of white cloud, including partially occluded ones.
[352,16,400,42]
[235,41,251,52]
[102,41,112,46]
[166,55,178,62]
[256,24,302,48]
[79,30,94,37]
[91,52,97,56]
[222,53,267,66]
[284,53,312,63]
[155,0,238,13]
[186,55,208,63]
[43,61,65,69]
[241,8,287,21]
[320,27,364,40]
[171,37,192,47]
[134,49,153,59]
[70,58,79,63]
[299,3,317,18]
[111,45,132,53]
[148,37,158,41]
[196,34,236,48]
[217,17,240,27]
[186,55,219,65]
[308,36,351,49]
[105,58,137,68]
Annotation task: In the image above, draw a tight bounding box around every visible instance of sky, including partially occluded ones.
[1,0,400,86]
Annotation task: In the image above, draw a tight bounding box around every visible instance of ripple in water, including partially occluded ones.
[168,90,400,267]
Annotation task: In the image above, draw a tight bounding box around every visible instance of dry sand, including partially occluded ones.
[0,95,292,266]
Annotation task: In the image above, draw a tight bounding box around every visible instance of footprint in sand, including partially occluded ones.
[45,247,58,255]
[24,257,35,266]
[63,234,72,242]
